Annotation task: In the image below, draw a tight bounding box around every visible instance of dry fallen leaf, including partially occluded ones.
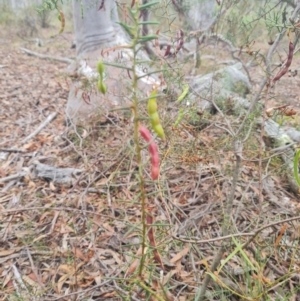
[275,224,288,247]
[72,247,86,261]
[125,246,147,277]
[170,245,189,264]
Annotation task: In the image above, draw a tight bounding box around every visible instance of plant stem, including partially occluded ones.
[129,7,148,277]
[136,280,166,301]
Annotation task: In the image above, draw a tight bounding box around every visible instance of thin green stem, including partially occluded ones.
[129,5,148,277]
[136,280,166,301]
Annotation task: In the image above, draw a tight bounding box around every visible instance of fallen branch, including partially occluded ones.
[20,47,73,64]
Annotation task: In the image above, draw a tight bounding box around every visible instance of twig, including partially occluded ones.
[176,212,300,245]
[44,279,113,301]
[26,247,44,288]
[189,8,227,73]
[12,264,28,292]
[20,47,73,64]
[173,232,254,244]
[0,148,26,153]
[269,142,297,152]
[243,215,300,249]
[0,206,122,220]
[49,211,60,234]
[237,2,300,136]
[231,49,252,82]
[258,85,271,215]
[136,280,166,301]
[281,0,296,8]
[0,172,27,184]
[22,112,57,144]
[113,281,141,301]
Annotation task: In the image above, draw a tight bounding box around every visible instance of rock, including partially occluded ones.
[190,63,251,98]
[285,127,300,143]
[182,63,251,122]
[262,119,299,194]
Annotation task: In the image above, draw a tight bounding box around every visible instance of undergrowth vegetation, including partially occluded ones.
[1,0,300,300]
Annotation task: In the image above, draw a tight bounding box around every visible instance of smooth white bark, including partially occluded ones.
[72,0,124,56]
[185,0,217,30]
[67,0,161,123]
[0,0,42,9]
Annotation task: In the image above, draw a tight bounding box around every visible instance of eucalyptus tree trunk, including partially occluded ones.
[67,0,156,123]
[1,0,42,9]
[67,0,126,122]
[185,0,217,31]
[72,0,125,57]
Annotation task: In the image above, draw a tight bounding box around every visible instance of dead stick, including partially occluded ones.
[20,47,73,64]
[0,172,28,184]
[22,112,57,144]
[173,232,254,244]
[0,148,26,153]
[0,113,57,161]
[26,248,44,288]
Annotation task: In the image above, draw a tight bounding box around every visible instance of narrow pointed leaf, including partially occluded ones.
[138,0,160,10]
[116,22,134,38]
[138,21,160,25]
[138,35,158,42]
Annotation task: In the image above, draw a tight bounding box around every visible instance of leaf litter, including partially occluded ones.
[1,28,300,301]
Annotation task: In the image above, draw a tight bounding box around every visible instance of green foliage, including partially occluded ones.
[293,150,300,187]
[40,0,68,11]
[36,4,52,28]
[221,0,292,47]
[0,4,15,25]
